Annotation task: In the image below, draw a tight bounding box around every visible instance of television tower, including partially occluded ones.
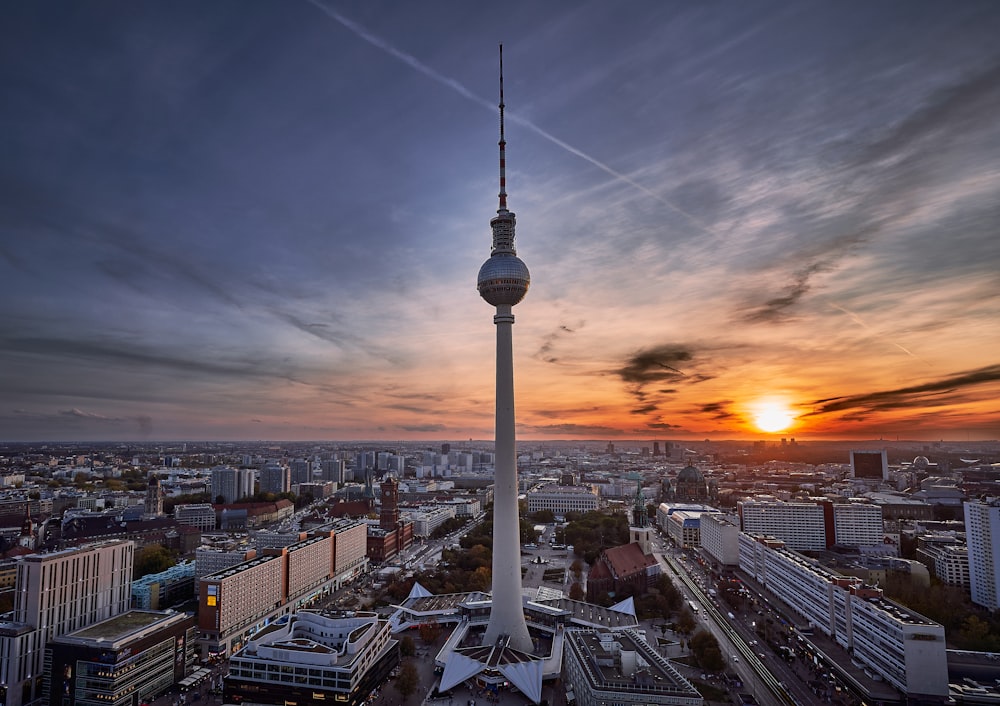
[478,44,533,653]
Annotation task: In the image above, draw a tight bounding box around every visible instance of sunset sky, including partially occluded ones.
[2,1,999,442]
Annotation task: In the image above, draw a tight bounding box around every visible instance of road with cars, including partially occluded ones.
[653,536,806,706]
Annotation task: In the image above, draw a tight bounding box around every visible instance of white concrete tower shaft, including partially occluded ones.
[476,45,532,653]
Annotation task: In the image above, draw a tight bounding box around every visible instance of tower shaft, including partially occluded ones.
[483,305,532,652]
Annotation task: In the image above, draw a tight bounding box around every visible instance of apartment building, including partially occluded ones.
[964,498,1000,610]
[699,512,740,566]
[198,522,368,658]
[739,533,948,700]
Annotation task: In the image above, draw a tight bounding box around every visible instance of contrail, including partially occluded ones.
[303,0,710,234]
[829,303,925,362]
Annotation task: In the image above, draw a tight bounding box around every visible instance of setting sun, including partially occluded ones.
[752,401,795,433]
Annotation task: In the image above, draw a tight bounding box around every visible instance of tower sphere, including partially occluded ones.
[478,253,530,306]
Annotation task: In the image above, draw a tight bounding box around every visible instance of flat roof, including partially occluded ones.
[69,610,173,641]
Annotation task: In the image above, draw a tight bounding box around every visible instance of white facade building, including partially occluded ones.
[699,512,740,566]
[832,502,884,548]
[526,485,599,515]
[964,498,1000,610]
[738,498,829,550]
[739,533,948,700]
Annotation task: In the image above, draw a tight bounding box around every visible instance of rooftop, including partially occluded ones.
[69,610,175,642]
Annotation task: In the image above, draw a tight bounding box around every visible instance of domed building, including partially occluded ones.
[671,464,713,502]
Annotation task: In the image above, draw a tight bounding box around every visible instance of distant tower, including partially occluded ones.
[18,505,35,549]
[630,482,653,555]
[145,473,163,517]
[478,45,532,654]
[380,477,400,530]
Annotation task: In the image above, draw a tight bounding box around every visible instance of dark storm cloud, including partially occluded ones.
[617,345,693,384]
[647,422,682,430]
[697,401,735,420]
[807,364,1000,416]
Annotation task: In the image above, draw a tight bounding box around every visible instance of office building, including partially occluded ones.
[562,629,702,706]
[47,609,198,706]
[320,459,346,485]
[915,538,970,590]
[851,450,889,481]
[0,541,134,706]
[174,503,217,531]
[526,485,599,515]
[131,560,195,609]
[964,498,1000,610]
[225,609,397,706]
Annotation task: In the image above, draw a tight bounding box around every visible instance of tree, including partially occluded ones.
[689,629,725,672]
[469,565,492,592]
[530,509,555,524]
[569,582,585,601]
[676,608,696,636]
[418,619,442,645]
[134,544,176,579]
[394,661,419,701]
[399,635,416,657]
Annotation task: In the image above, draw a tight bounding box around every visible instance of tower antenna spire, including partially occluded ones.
[498,43,508,214]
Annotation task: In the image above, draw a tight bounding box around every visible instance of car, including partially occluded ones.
[732,655,739,663]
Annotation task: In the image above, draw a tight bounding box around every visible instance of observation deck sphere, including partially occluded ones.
[477,254,530,306]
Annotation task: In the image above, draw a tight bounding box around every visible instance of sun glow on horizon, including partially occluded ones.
[752,400,795,433]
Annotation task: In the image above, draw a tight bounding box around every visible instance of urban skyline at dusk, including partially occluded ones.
[2,2,999,442]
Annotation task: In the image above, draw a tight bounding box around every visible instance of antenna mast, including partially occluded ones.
[498,43,507,214]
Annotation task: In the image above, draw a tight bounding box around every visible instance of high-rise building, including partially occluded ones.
[259,462,290,495]
[211,466,254,504]
[738,498,831,550]
[476,46,532,653]
[964,498,1000,610]
[851,449,889,481]
[320,459,346,485]
[290,459,311,486]
[0,541,135,706]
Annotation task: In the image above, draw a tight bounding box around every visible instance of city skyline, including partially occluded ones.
[2,2,999,442]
